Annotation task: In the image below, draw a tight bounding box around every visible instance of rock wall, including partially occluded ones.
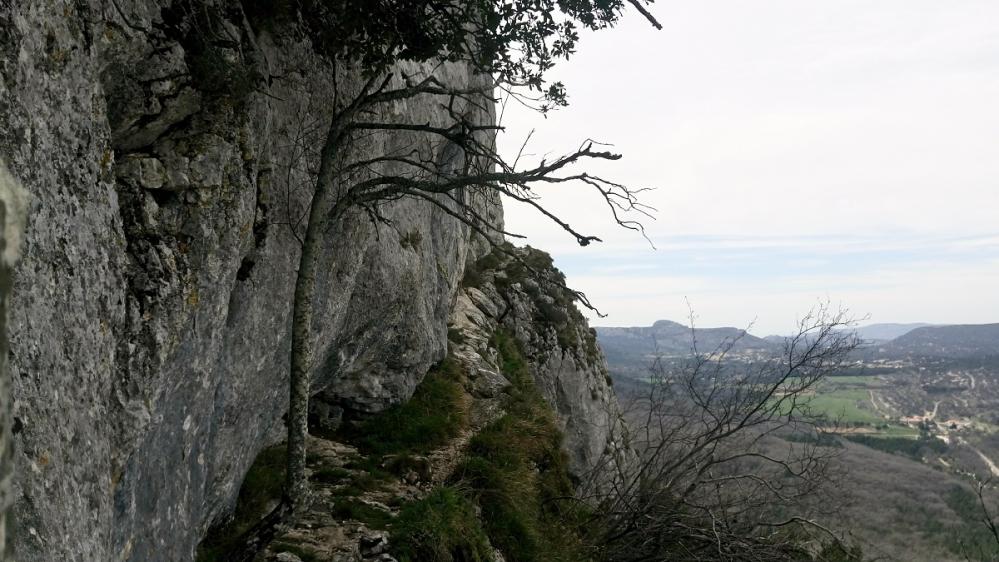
[0,2,500,561]
[0,2,620,561]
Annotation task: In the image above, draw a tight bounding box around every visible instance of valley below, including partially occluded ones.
[599,321,999,561]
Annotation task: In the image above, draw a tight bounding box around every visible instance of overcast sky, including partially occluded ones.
[498,0,999,335]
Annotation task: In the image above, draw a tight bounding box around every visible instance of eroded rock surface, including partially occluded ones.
[0,2,498,561]
[0,3,619,562]
[451,246,632,483]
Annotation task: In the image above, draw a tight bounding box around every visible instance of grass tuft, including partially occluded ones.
[450,329,592,562]
[330,497,394,529]
[341,357,468,457]
[391,487,493,562]
[311,466,351,485]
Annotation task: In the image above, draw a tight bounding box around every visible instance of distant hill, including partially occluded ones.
[884,323,999,358]
[595,320,771,370]
[762,334,787,346]
[852,323,937,342]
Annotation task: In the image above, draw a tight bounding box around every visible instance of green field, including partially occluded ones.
[798,377,919,438]
[876,425,920,437]
[805,389,885,424]
[823,375,889,388]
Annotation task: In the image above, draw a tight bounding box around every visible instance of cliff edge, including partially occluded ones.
[0,3,625,561]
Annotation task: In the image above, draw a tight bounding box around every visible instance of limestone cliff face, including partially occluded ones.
[0,2,498,561]
[0,3,618,562]
[450,246,630,483]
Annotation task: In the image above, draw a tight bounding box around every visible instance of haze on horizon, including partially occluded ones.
[497,0,999,336]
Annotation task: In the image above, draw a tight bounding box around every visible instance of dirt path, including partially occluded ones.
[927,400,941,421]
[428,429,473,485]
[973,447,999,477]
[868,390,892,418]
[957,437,999,477]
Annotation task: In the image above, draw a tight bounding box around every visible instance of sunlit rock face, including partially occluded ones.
[0,2,499,560]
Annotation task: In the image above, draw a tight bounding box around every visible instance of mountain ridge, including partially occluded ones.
[884,323,999,358]
[596,320,999,372]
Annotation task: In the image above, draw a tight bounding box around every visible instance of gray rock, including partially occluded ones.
[359,531,389,557]
[116,156,167,189]
[274,553,304,562]
[0,3,618,562]
[1,3,498,561]
[450,247,633,483]
[310,399,345,434]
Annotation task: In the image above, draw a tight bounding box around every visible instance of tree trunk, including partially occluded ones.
[284,100,354,513]
[283,174,326,512]
[224,105,353,562]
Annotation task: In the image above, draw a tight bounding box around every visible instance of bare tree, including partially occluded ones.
[590,304,861,561]
[213,1,661,559]
[973,477,999,562]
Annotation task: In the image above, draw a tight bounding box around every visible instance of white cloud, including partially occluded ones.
[493,1,999,331]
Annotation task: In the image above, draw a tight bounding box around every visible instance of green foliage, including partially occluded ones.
[492,329,532,388]
[845,434,948,460]
[343,357,468,456]
[311,466,351,485]
[451,329,592,561]
[946,484,984,521]
[164,2,260,101]
[196,445,287,561]
[506,247,587,351]
[585,328,602,363]
[495,246,563,293]
[390,487,494,562]
[941,485,999,558]
[282,0,657,108]
[461,244,507,288]
[330,497,394,529]
[328,469,390,497]
[447,326,466,345]
[780,431,844,448]
[187,45,258,100]
[881,484,998,559]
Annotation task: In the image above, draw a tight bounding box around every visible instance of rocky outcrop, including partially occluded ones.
[450,245,630,483]
[240,245,628,562]
[0,2,498,561]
